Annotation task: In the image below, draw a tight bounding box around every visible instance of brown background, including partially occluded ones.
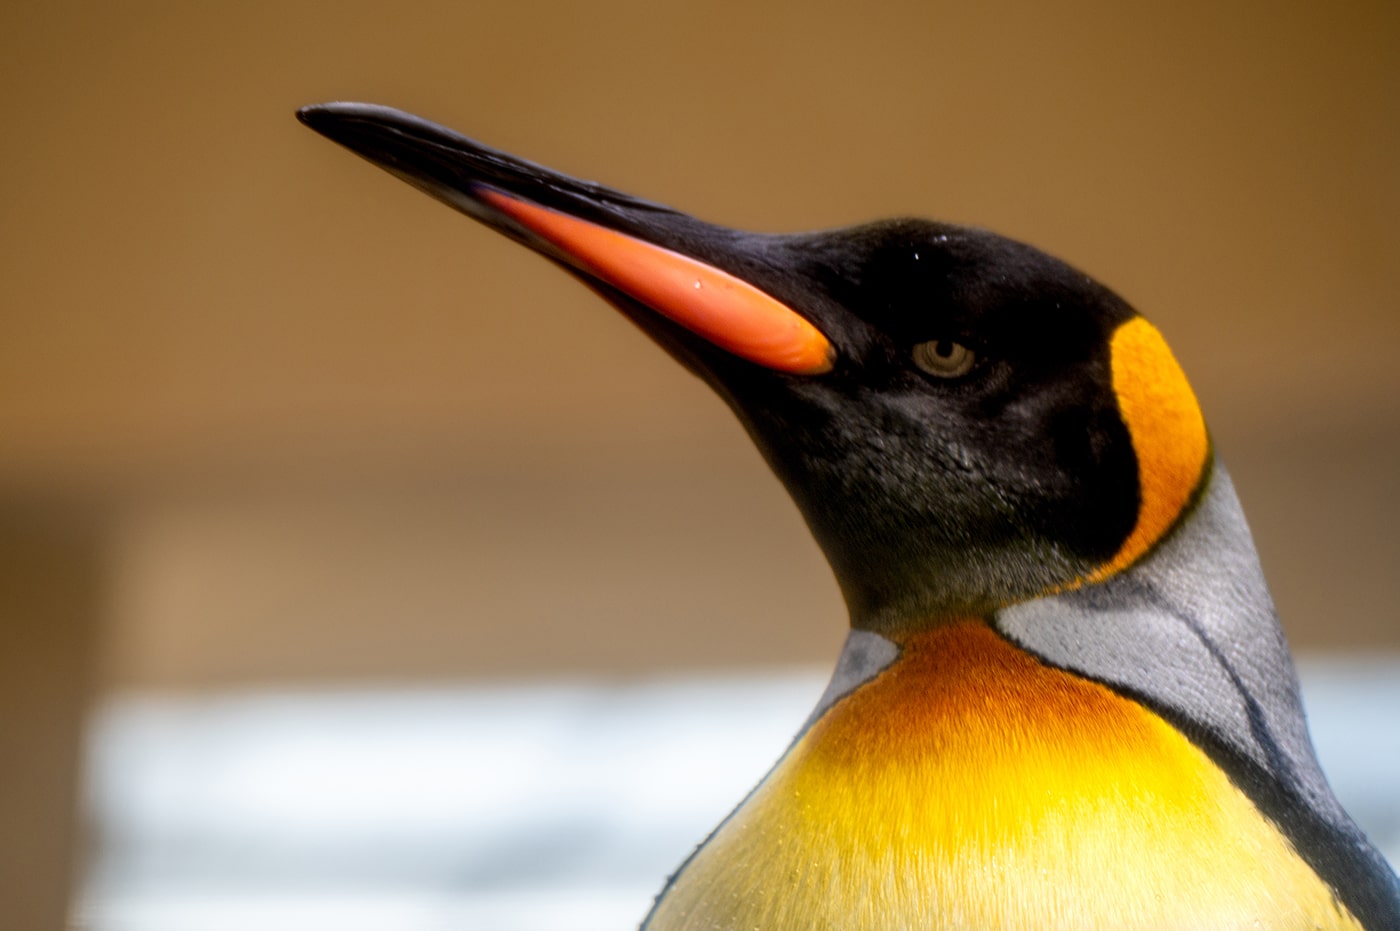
[2,1,1397,692]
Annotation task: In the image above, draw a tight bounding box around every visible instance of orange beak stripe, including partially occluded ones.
[477,188,835,375]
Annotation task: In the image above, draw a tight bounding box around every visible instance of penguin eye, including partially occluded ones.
[912,339,976,378]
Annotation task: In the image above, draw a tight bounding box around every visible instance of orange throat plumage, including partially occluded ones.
[645,621,1358,931]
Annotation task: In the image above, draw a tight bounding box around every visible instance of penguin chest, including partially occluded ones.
[645,623,1359,931]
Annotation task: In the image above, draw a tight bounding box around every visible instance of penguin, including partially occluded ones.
[297,103,1400,930]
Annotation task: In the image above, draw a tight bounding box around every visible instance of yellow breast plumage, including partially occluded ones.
[646,623,1359,930]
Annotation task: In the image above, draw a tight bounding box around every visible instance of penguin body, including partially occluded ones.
[649,622,1356,929]
[298,104,1400,929]
[646,469,1378,930]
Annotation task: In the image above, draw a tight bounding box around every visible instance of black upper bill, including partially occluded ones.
[297,103,697,269]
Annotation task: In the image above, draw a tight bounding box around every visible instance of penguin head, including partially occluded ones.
[678,220,1210,629]
[299,104,1210,631]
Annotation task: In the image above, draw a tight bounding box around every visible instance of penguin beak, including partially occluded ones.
[297,103,834,377]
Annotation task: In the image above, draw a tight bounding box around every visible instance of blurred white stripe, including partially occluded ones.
[81,661,1399,931]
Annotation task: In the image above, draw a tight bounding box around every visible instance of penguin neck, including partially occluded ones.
[644,618,1362,930]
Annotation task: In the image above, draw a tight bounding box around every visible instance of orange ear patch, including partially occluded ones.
[1092,317,1209,580]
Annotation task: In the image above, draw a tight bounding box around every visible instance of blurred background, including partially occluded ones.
[1,2,1396,929]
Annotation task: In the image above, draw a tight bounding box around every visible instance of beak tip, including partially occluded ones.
[296,102,351,133]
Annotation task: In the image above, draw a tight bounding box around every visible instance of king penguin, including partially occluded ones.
[298,103,1400,930]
